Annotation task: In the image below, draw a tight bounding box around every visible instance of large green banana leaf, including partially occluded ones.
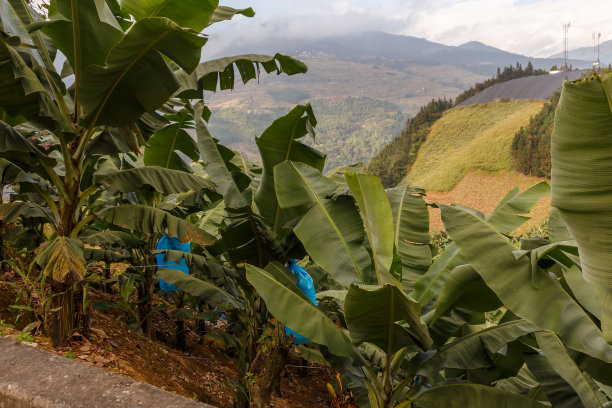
[431,264,501,323]
[196,200,225,236]
[79,230,145,249]
[562,264,600,319]
[274,161,338,209]
[412,182,550,306]
[551,73,612,341]
[0,158,31,183]
[208,6,254,26]
[274,161,370,286]
[175,54,307,98]
[194,102,246,209]
[157,268,240,308]
[255,104,325,231]
[411,243,465,307]
[524,353,583,408]
[94,166,213,194]
[416,319,539,378]
[0,35,70,130]
[536,331,607,408]
[245,264,358,358]
[386,184,431,290]
[39,0,123,93]
[410,383,548,408]
[344,284,431,354]
[78,17,205,126]
[144,123,199,171]
[439,204,612,363]
[346,173,398,286]
[96,204,216,245]
[486,181,550,233]
[119,0,218,31]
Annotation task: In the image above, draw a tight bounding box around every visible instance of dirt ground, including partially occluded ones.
[0,272,344,408]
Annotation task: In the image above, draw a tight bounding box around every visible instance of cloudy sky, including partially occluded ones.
[208,0,612,57]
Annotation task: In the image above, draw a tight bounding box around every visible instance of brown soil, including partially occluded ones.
[0,272,340,408]
[425,170,550,234]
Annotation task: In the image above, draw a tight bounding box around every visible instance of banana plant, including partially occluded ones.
[249,155,558,407]
[0,0,307,345]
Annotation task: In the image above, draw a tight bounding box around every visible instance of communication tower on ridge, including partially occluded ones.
[562,22,571,71]
[593,32,601,72]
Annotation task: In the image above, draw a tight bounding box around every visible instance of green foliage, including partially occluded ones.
[366,98,452,187]
[512,90,559,177]
[551,72,612,341]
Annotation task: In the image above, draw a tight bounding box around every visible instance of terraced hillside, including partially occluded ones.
[407,99,544,191]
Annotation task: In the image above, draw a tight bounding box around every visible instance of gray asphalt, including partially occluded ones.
[457,69,590,106]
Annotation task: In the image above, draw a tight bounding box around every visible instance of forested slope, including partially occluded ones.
[511,90,559,177]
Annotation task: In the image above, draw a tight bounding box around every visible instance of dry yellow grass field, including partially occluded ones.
[408,100,544,191]
[425,170,550,234]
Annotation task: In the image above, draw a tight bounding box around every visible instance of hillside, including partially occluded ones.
[407,100,544,191]
[426,170,550,234]
[207,97,406,169]
[457,70,586,106]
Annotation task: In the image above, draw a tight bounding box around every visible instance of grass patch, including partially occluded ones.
[408,100,544,191]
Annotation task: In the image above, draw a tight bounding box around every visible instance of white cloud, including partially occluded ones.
[399,0,611,57]
[210,0,612,57]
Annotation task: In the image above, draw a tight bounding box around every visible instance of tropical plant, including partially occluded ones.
[0,0,306,346]
[249,151,557,407]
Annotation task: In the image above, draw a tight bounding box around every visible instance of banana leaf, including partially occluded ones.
[410,383,549,408]
[119,0,218,31]
[94,166,214,194]
[440,204,612,363]
[346,173,398,286]
[536,331,607,408]
[551,73,612,341]
[344,284,432,354]
[246,264,358,359]
[96,204,216,245]
[255,104,325,231]
[386,184,431,291]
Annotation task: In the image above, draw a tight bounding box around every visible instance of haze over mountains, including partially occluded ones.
[205,31,593,168]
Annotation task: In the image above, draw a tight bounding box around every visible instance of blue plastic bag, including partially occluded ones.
[156,235,190,292]
[285,260,317,344]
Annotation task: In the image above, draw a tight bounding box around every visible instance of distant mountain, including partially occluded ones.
[210,31,592,76]
[548,39,612,66]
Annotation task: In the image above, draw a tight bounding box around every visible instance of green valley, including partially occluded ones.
[207,96,406,169]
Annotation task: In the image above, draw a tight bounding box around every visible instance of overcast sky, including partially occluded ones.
[207,0,612,57]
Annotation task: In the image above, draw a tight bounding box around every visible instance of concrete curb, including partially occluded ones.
[0,337,215,408]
